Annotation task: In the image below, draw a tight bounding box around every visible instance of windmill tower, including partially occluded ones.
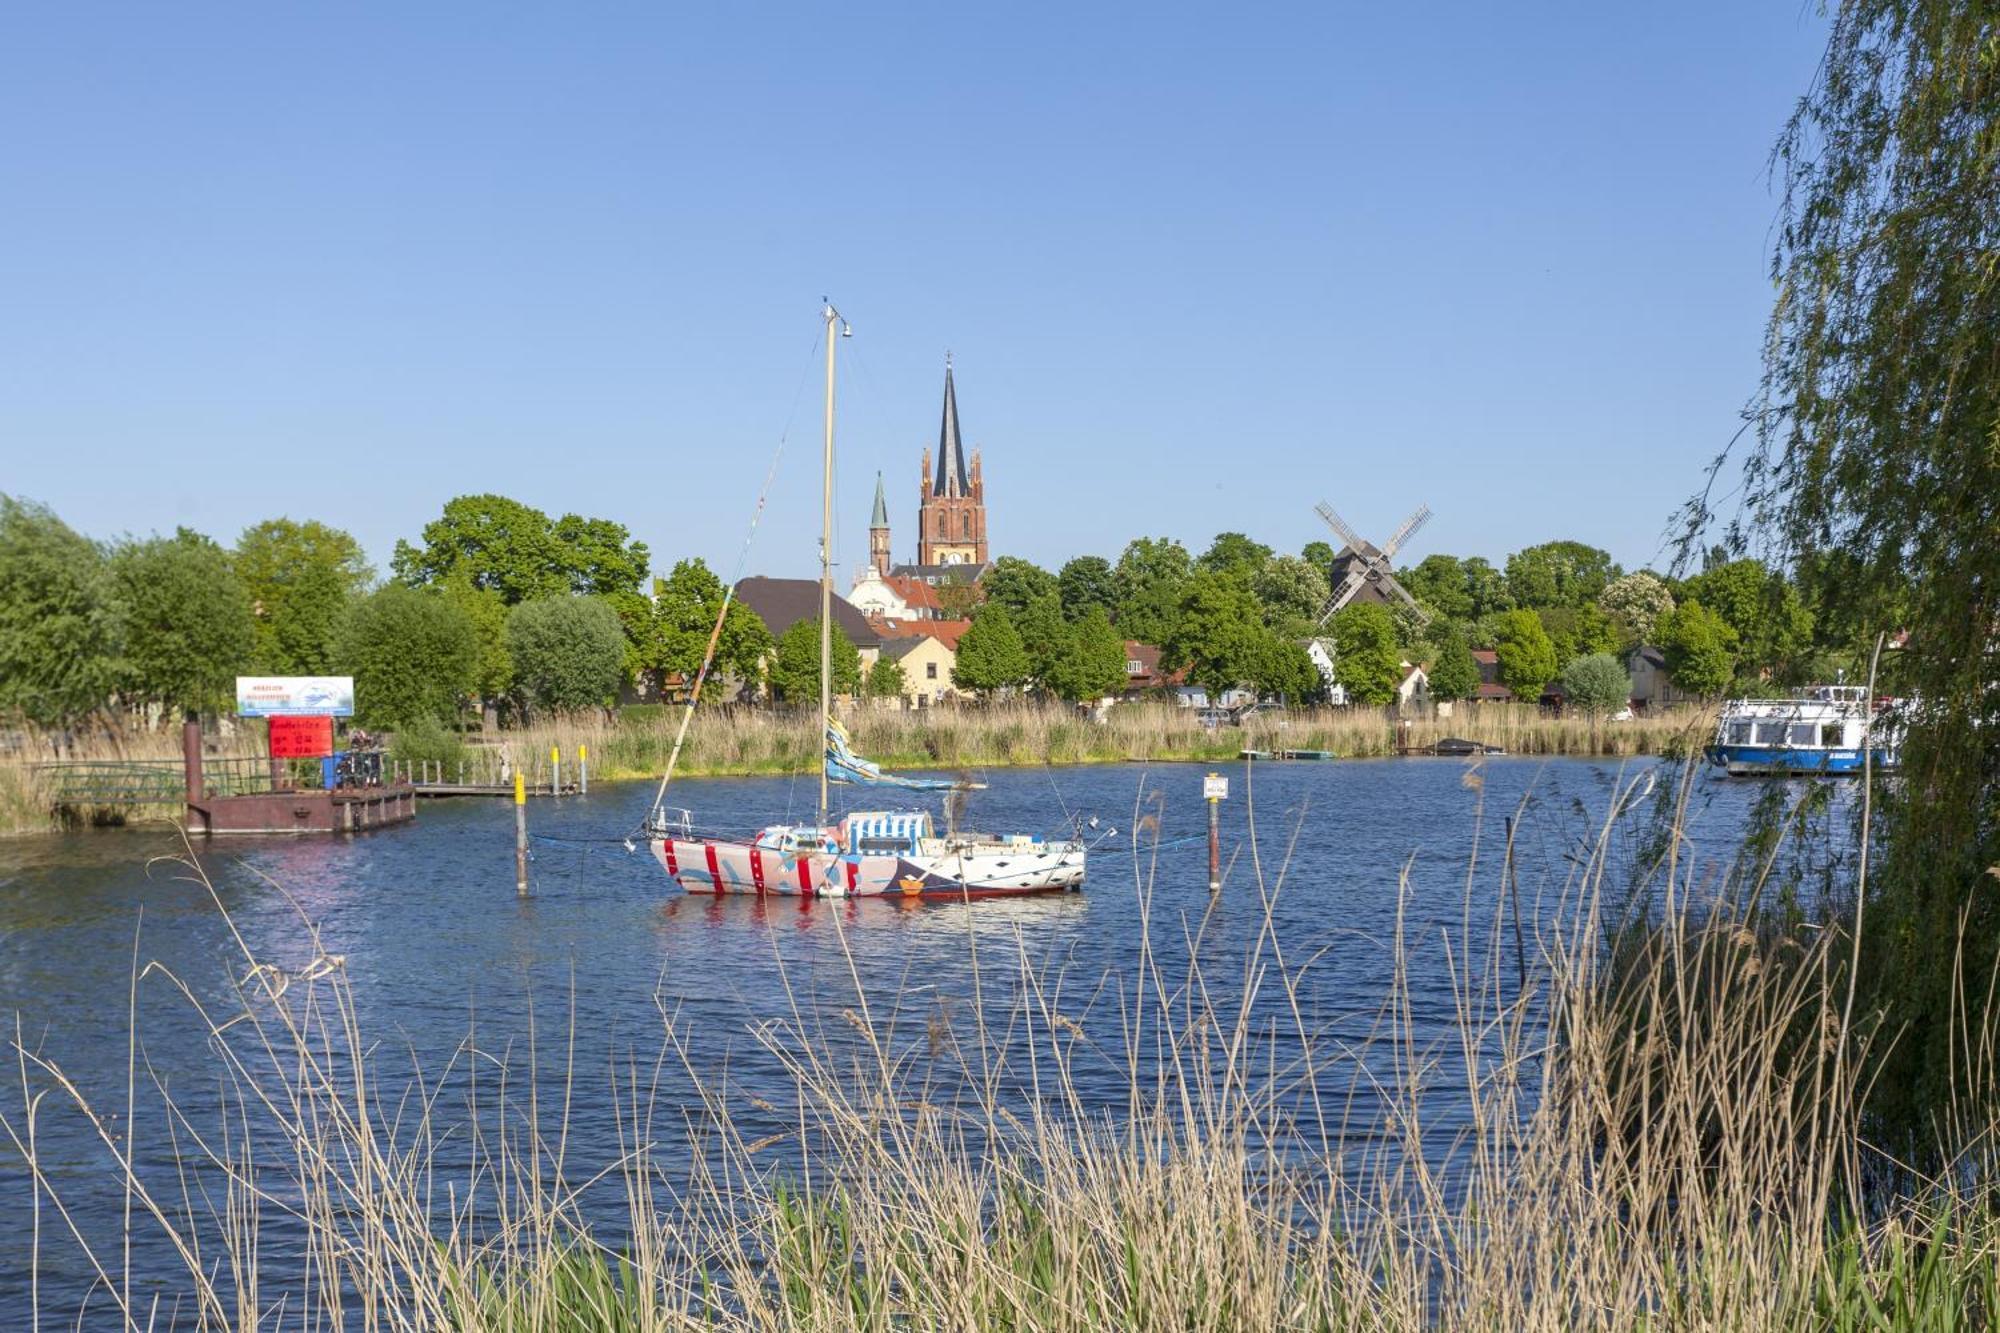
[1313,501,1433,626]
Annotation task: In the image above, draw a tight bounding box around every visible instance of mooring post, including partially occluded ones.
[182,712,209,834]
[551,745,561,796]
[1204,771,1227,892]
[578,743,588,796]
[514,770,529,896]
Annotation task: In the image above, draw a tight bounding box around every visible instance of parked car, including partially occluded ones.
[1195,707,1233,729]
[1232,702,1287,726]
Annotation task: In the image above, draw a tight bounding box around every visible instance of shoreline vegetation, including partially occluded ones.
[7,764,1992,1328]
[0,701,1715,836]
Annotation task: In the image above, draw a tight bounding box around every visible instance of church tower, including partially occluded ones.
[868,472,892,577]
[916,357,988,566]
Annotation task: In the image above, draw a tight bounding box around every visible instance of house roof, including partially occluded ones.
[882,574,941,614]
[880,635,944,663]
[734,577,882,648]
[1122,641,1186,689]
[870,616,970,651]
[891,561,991,586]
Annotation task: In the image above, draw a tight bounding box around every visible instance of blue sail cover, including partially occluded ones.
[824,719,960,790]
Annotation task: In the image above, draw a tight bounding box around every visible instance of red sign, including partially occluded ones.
[269,714,335,759]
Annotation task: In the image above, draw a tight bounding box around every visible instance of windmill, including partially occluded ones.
[1314,501,1432,626]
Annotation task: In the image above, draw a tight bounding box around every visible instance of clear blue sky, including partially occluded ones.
[0,4,1826,585]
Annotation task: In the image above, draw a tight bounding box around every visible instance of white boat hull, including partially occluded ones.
[650,835,1084,899]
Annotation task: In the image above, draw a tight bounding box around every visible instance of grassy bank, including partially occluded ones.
[0,703,1713,836]
[499,699,1717,785]
[5,766,1991,1328]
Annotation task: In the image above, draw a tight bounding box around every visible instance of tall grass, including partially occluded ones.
[4,757,1993,1328]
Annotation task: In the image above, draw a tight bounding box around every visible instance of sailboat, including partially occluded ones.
[643,305,1088,900]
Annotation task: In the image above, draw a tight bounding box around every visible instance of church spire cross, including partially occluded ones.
[933,357,971,497]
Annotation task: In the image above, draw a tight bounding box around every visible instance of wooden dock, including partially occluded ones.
[411,781,576,798]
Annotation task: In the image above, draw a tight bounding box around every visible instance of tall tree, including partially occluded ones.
[1504,541,1620,610]
[1654,601,1737,698]
[1327,602,1401,706]
[1253,554,1331,636]
[864,655,906,702]
[1197,531,1273,582]
[1678,558,1814,682]
[951,603,1030,696]
[980,556,1058,620]
[337,584,478,729]
[643,559,770,699]
[109,529,256,717]
[1162,571,1266,703]
[1056,555,1116,623]
[392,495,649,606]
[1402,553,1474,621]
[438,573,514,708]
[767,618,861,704]
[1048,606,1129,702]
[1723,3,2000,1131]
[235,518,371,674]
[0,497,121,732]
[506,596,628,714]
[1425,622,1480,703]
[1598,571,1676,647]
[1534,604,1619,670]
[1112,537,1192,645]
[1013,592,1072,694]
[1492,609,1558,702]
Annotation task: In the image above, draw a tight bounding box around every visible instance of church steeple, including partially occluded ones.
[932,355,970,497]
[868,471,892,576]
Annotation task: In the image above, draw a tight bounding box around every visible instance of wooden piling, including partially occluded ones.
[515,770,529,896]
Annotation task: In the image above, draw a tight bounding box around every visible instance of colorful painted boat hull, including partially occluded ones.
[648,836,1084,899]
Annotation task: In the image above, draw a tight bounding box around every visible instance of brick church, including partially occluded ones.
[850,358,993,622]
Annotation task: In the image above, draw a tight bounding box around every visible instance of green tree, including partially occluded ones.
[1504,541,1620,610]
[1048,607,1128,702]
[1056,555,1116,623]
[438,574,514,707]
[1197,531,1273,581]
[1654,600,1737,698]
[951,603,1031,696]
[1301,539,1338,573]
[109,529,256,717]
[1252,633,1323,704]
[1327,602,1401,706]
[1492,609,1558,702]
[1462,557,1513,619]
[980,557,1058,620]
[392,494,649,606]
[1402,554,1473,621]
[1113,536,1192,645]
[1253,554,1331,636]
[1425,622,1480,702]
[642,560,771,699]
[235,518,371,674]
[864,654,906,701]
[337,584,478,729]
[1163,571,1267,703]
[506,595,627,715]
[934,572,982,619]
[1679,558,1814,682]
[1535,604,1619,670]
[1598,571,1676,647]
[0,496,121,731]
[1013,592,1072,694]
[1723,0,2000,1136]
[1559,652,1631,717]
[767,618,861,704]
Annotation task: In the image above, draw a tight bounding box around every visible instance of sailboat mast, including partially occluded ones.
[818,302,839,824]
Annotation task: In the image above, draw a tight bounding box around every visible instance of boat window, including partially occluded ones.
[1727,722,1753,744]
[1789,723,1818,747]
[1821,722,1846,747]
[1755,721,1789,745]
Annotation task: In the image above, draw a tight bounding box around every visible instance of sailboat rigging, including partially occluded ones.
[644,305,1087,899]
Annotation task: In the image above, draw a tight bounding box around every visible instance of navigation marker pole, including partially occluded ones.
[515,770,529,897]
[579,743,588,796]
[1204,772,1227,892]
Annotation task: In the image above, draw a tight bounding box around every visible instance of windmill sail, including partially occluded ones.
[824,719,967,791]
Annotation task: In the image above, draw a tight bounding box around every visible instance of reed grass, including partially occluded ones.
[3,756,1992,1329]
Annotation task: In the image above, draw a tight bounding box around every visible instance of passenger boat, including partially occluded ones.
[1704,685,1900,776]
[641,304,1086,899]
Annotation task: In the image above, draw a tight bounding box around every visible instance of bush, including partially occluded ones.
[389,716,467,771]
[506,595,627,715]
[339,584,479,729]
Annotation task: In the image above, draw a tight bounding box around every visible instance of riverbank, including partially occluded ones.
[0,702,1714,835]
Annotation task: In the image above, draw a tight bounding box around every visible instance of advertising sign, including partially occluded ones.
[236,676,354,718]
[269,715,335,759]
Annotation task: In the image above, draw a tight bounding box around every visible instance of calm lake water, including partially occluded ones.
[0,757,1840,1322]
